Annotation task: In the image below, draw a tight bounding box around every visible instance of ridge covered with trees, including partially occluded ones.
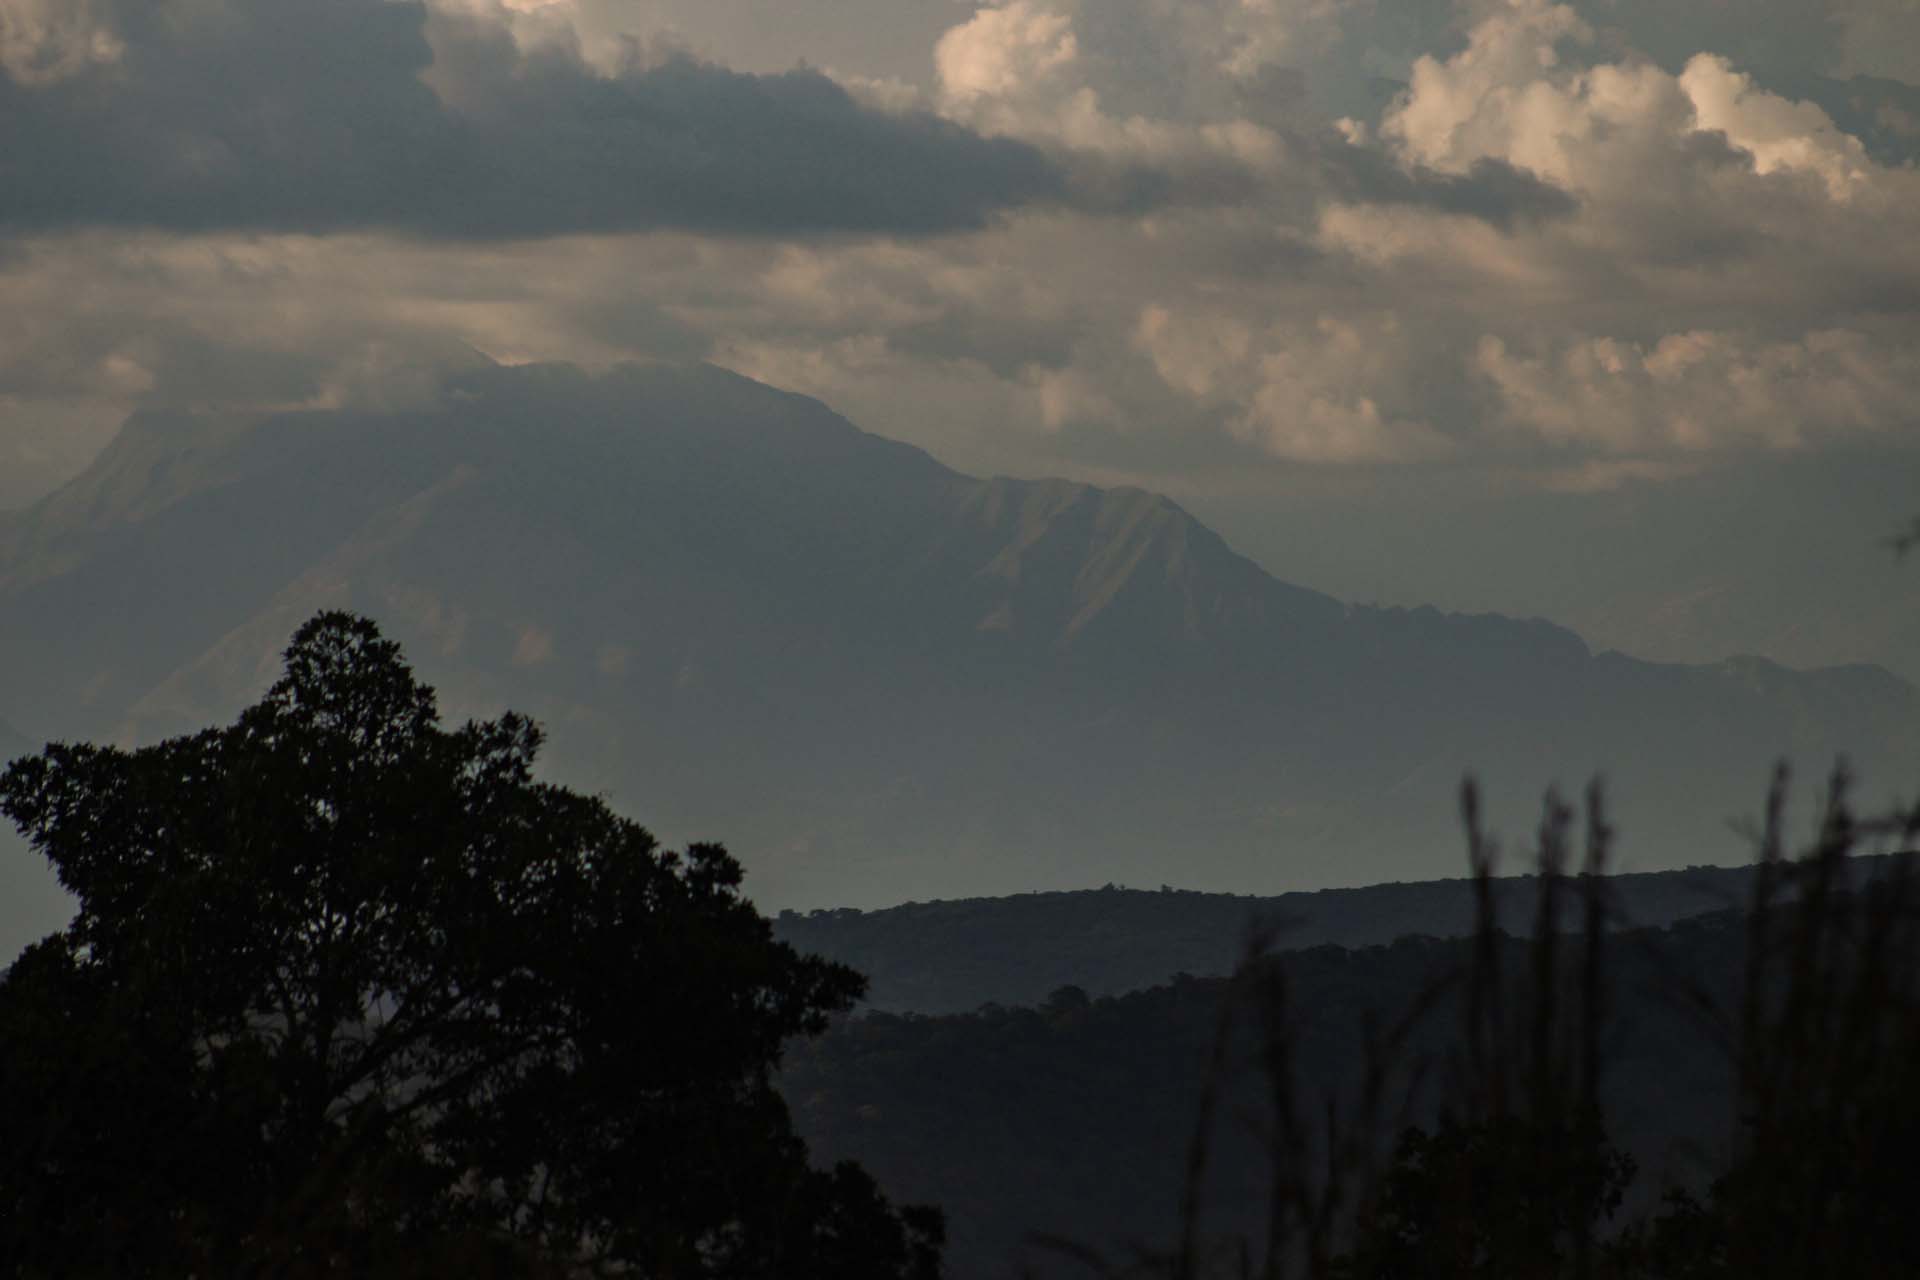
[783,788,1920,1278]
[770,861,1826,1013]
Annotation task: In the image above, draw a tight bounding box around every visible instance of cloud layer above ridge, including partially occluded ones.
[0,0,1069,238]
[2,0,1918,674]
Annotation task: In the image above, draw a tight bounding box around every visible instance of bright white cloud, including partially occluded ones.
[1384,0,1884,203]
[1386,0,1596,179]
[1679,54,1872,201]
[936,1,1079,106]
[930,0,1333,165]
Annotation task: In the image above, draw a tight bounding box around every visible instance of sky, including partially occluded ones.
[3,0,1918,675]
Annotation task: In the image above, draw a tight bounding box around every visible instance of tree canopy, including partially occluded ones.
[0,611,941,1277]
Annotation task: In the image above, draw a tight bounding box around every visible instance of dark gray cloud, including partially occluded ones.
[0,0,1066,238]
[1315,142,1580,231]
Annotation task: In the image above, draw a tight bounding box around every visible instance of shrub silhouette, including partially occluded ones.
[1134,774,1920,1280]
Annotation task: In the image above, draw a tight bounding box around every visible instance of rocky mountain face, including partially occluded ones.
[1,362,1914,913]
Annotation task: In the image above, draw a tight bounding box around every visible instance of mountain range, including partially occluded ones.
[1,361,1915,921]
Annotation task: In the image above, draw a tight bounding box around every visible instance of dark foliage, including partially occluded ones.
[1624,774,1920,1280]
[787,781,1920,1279]
[1334,1111,1636,1280]
[784,928,1726,1277]
[0,611,941,1278]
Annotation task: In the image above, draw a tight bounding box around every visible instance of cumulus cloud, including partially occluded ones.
[1476,327,1920,454]
[928,0,1578,232]
[0,0,1067,238]
[1679,55,1872,201]
[1134,304,1455,463]
[937,1,1080,107]
[932,0,1227,190]
[1381,0,1905,207]
[1331,0,1920,319]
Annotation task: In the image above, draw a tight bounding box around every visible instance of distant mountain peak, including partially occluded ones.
[0,359,1913,909]
[952,474,1337,654]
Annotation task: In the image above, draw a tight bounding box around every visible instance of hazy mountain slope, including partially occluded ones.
[0,361,1913,908]
[771,859,1842,1013]
[1196,443,1920,688]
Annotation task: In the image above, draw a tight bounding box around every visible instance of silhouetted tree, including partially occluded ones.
[1334,1110,1635,1280]
[0,612,942,1278]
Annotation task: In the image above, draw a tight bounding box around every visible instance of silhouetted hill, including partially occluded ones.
[771,860,1812,1012]
[0,361,1913,911]
[780,909,1756,1278]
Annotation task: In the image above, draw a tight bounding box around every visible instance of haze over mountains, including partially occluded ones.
[2,362,1915,931]
[1195,449,1920,688]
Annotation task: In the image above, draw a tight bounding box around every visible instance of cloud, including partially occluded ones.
[1335,1,1920,315]
[1381,0,1902,206]
[4,0,1918,526]
[1476,326,1920,454]
[928,0,1579,232]
[1679,55,1871,201]
[937,0,1080,107]
[0,0,121,84]
[1829,0,1920,85]
[0,228,701,503]
[1314,144,1578,230]
[1133,304,1456,463]
[0,0,1067,238]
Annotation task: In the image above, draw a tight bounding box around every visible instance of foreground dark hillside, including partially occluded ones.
[781,911,1744,1278]
[1,361,1914,911]
[772,862,1793,1012]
